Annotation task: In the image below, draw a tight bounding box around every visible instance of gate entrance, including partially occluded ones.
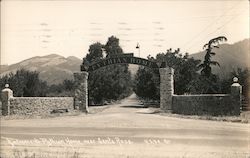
[74,53,174,113]
[81,53,161,72]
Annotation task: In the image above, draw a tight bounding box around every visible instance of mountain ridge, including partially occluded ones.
[0,54,82,85]
[190,38,249,78]
[1,38,249,84]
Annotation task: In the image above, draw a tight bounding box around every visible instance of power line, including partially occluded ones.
[185,8,249,53]
[181,1,244,51]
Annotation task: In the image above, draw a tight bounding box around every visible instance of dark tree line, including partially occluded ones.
[0,69,47,97]
[0,69,76,98]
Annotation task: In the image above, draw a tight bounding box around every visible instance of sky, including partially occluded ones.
[1,0,249,65]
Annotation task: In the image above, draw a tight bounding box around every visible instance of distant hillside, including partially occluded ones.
[0,54,139,85]
[190,38,249,78]
[0,54,82,85]
[1,39,248,84]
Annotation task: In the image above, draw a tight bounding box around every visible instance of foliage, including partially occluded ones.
[0,69,48,97]
[0,69,77,97]
[198,36,227,77]
[133,66,160,100]
[85,42,104,62]
[155,49,201,94]
[104,36,123,56]
[188,36,227,94]
[134,48,202,100]
[134,36,248,98]
[187,74,221,94]
[46,79,76,97]
[84,36,133,104]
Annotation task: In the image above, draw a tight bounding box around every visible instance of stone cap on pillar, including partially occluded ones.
[231,77,242,95]
[2,84,13,98]
[2,84,11,91]
[231,77,241,87]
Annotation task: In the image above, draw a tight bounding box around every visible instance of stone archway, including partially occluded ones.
[74,54,174,113]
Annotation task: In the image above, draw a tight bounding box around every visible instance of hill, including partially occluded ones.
[0,54,139,85]
[190,38,249,78]
[0,54,82,85]
[1,39,248,84]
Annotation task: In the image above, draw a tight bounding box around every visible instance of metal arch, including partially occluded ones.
[81,55,166,72]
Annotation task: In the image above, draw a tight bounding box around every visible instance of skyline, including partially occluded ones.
[1,0,249,65]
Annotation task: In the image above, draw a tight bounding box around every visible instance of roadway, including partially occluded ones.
[1,94,249,158]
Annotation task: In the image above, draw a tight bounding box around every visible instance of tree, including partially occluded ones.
[189,36,228,94]
[134,66,160,100]
[86,42,104,62]
[134,48,201,100]
[198,36,227,77]
[0,69,48,97]
[63,79,75,91]
[85,36,133,104]
[104,36,123,57]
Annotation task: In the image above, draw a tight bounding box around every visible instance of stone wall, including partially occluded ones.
[9,97,74,115]
[172,94,240,116]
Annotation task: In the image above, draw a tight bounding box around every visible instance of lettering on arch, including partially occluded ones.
[81,56,163,72]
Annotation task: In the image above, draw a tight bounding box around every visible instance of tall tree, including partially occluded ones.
[198,36,227,77]
[104,36,123,57]
[188,36,228,94]
[85,36,133,105]
[85,42,104,62]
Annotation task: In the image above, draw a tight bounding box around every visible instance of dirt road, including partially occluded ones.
[1,94,250,158]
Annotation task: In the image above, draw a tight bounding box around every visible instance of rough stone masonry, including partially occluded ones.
[74,71,89,113]
[159,67,174,112]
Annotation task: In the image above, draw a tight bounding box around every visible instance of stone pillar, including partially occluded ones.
[1,84,13,115]
[159,67,174,112]
[74,72,89,113]
[231,77,242,115]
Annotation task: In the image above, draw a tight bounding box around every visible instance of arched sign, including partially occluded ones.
[81,53,165,72]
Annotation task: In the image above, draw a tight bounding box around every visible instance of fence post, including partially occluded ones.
[159,67,174,112]
[1,84,13,115]
[231,77,242,115]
